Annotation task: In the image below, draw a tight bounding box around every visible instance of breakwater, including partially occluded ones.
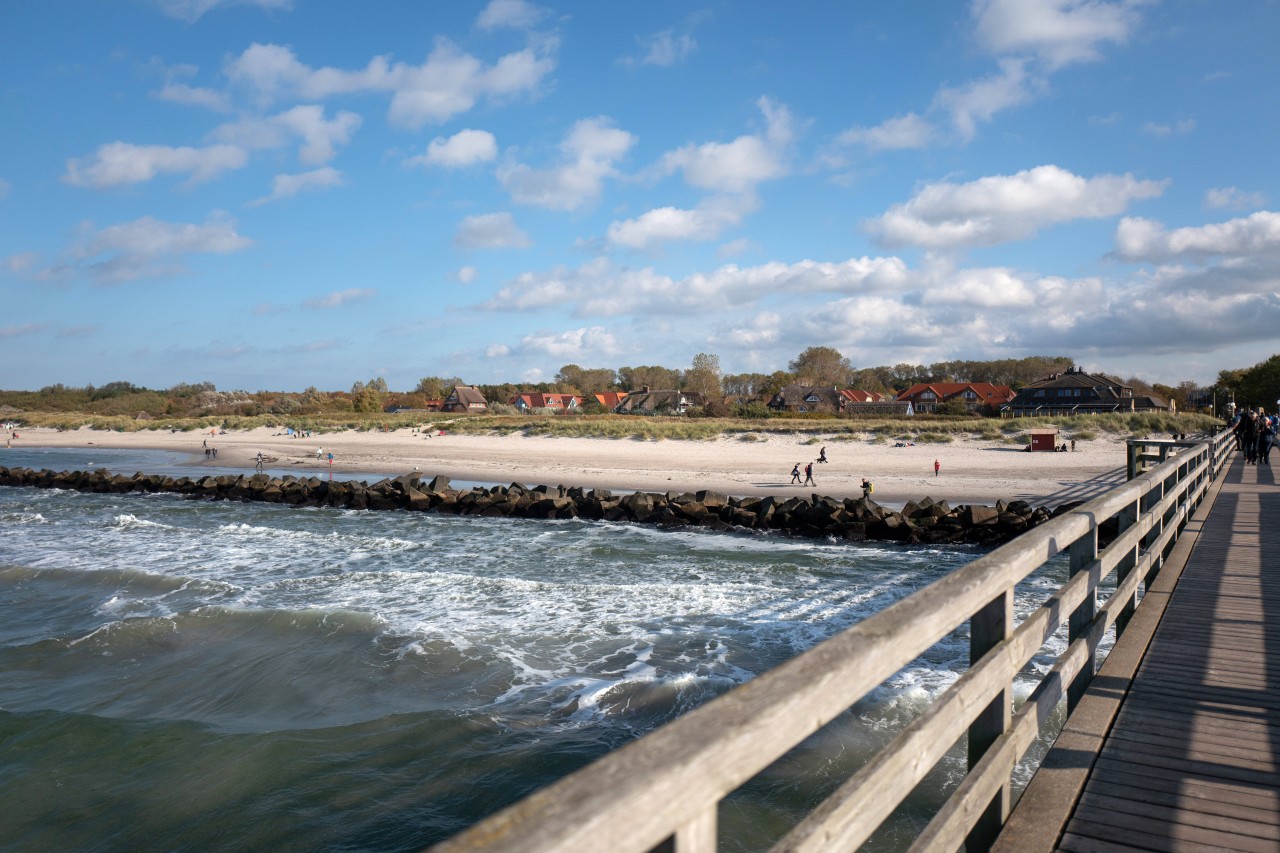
[0,465,1057,546]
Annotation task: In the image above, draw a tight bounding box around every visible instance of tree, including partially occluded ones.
[351,377,386,412]
[618,364,682,391]
[683,352,722,400]
[415,376,462,399]
[788,347,852,387]
[555,364,618,394]
[1239,354,1280,409]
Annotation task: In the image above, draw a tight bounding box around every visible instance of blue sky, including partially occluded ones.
[3,0,1279,392]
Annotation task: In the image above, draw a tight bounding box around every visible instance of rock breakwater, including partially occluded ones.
[0,466,1057,546]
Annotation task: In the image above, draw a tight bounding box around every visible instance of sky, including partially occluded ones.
[2,0,1279,393]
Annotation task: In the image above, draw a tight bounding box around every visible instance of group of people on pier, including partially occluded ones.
[1232,409,1276,465]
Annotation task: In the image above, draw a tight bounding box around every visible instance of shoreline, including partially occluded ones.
[2,425,1131,508]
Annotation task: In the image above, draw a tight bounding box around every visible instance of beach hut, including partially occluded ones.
[1029,428,1059,452]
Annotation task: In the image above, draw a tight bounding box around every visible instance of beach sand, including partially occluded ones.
[5,425,1129,508]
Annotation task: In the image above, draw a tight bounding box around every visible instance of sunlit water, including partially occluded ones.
[0,449,1077,852]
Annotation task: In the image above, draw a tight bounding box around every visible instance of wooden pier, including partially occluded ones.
[997,453,1279,852]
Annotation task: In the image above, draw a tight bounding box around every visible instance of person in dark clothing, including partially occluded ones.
[1257,415,1274,465]
[803,462,815,486]
[790,463,802,484]
[1242,412,1259,464]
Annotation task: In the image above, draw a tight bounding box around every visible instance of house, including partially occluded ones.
[613,387,703,414]
[839,389,890,404]
[768,385,845,413]
[594,391,628,410]
[896,382,1015,414]
[509,392,585,413]
[442,385,489,414]
[1001,368,1170,417]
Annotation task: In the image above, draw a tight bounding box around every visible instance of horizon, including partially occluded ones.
[3,1,1279,392]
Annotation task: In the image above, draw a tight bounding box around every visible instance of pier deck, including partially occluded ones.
[1001,455,1280,852]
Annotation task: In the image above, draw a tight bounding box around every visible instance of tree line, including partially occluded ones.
[4,348,1272,418]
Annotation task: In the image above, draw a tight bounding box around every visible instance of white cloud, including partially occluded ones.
[481,255,910,317]
[454,212,533,250]
[629,29,697,67]
[4,252,38,273]
[249,167,343,206]
[933,58,1039,141]
[838,113,934,152]
[154,0,291,23]
[486,343,511,358]
[410,129,498,168]
[606,196,757,251]
[224,40,555,129]
[972,0,1148,69]
[455,266,479,284]
[1142,119,1196,137]
[154,82,232,112]
[64,142,248,188]
[71,214,252,283]
[476,0,546,30]
[868,164,1167,249]
[497,117,635,210]
[659,97,794,193]
[508,326,623,359]
[1206,187,1267,211]
[212,105,361,165]
[303,287,376,309]
[1115,212,1280,262]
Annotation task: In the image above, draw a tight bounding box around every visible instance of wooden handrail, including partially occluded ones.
[430,431,1234,853]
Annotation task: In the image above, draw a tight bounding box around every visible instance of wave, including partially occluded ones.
[0,511,47,524]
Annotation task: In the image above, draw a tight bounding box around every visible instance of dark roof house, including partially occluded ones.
[1001,368,1170,417]
[614,388,703,414]
[442,385,489,413]
[768,385,845,413]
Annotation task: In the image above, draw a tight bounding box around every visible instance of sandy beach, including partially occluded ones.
[3,425,1132,508]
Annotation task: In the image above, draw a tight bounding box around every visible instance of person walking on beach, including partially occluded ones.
[861,478,872,499]
[790,463,802,484]
[803,462,815,487]
[934,458,940,477]
[818,446,828,463]
[255,452,264,471]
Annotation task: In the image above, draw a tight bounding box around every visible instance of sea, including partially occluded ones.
[0,446,1080,852]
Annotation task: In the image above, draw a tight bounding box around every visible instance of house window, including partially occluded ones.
[921,391,935,400]
[805,395,820,403]
[963,390,976,399]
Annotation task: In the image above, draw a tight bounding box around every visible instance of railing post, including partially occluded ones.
[967,588,1013,851]
[647,810,716,853]
[1141,478,1165,588]
[1067,526,1099,712]
[1112,501,1139,638]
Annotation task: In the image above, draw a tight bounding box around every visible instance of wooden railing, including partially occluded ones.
[431,430,1235,853]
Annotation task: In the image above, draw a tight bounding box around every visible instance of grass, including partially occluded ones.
[9,410,1221,443]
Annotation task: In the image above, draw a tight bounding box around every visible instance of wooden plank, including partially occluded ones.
[1073,789,1280,841]
[1083,777,1280,827]
[1066,798,1277,853]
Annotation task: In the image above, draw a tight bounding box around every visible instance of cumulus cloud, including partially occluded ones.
[249,167,343,206]
[659,97,794,193]
[504,326,623,360]
[454,266,479,283]
[481,255,910,317]
[303,287,376,309]
[1115,212,1280,262]
[972,0,1147,69]
[838,113,934,152]
[224,40,554,128]
[154,82,232,112]
[624,29,697,67]
[867,164,1167,249]
[212,105,361,165]
[64,142,248,188]
[454,212,533,250]
[154,0,291,23]
[476,0,547,30]
[497,117,635,210]
[409,129,498,168]
[70,214,252,283]
[933,58,1039,141]
[606,196,757,251]
[1206,187,1267,211]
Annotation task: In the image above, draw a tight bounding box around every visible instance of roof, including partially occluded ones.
[447,385,488,406]
[510,393,583,409]
[615,389,702,412]
[840,389,888,403]
[770,385,844,410]
[896,382,1015,403]
[594,391,628,409]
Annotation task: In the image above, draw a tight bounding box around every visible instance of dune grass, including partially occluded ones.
[11,410,1220,443]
